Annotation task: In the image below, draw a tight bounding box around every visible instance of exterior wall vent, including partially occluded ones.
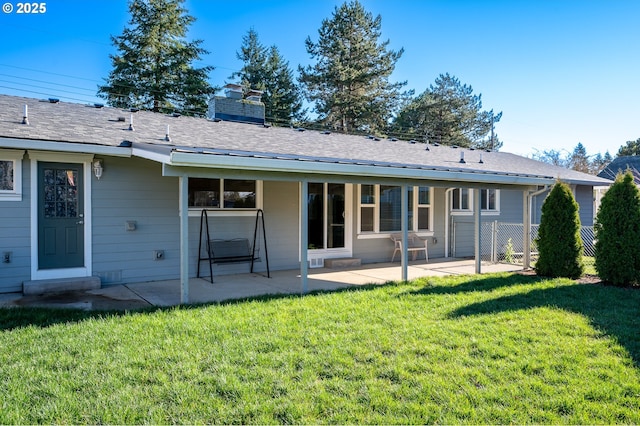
[309,258,324,268]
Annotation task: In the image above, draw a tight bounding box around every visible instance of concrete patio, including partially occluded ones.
[0,258,524,310]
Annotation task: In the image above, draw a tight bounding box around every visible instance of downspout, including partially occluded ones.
[444,188,454,258]
[523,185,549,269]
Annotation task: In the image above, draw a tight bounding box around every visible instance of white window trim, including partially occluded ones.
[187,179,263,217]
[450,188,501,216]
[357,184,434,237]
[0,149,24,201]
[299,182,353,260]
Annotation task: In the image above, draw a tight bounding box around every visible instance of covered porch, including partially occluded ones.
[0,258,523,309]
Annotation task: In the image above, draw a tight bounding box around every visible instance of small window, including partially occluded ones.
[0,160,13,191]
[452,188,470,210]
[0,150,23,201]
[189,178,257,209]
[451,187,500,213]
[481,189,498,211]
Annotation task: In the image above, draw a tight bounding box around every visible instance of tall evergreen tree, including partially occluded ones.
[98,0,214,115]
[230,29,304,125]
[594,171,640,286]
[299,0,408,133]
[392,73,502,149]
[617,138,640,157]
[590,151,612,175]
[568,142,590,173]
[535,181,584,279]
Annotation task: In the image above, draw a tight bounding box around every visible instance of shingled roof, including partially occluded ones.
[598,156,640,184]
[0,94,612,187]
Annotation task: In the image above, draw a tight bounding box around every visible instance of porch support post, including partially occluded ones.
[474,188,482,274]
[300,180,309,294]
[179,175,189,304]
[523,190,532,269]
[401,184,409,281]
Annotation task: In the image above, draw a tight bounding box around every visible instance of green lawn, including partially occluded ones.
[1,273,639,424]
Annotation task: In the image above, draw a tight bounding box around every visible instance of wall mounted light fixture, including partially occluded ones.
[93,159,104,179]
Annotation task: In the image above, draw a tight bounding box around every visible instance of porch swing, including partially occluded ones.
[197,209,271,283]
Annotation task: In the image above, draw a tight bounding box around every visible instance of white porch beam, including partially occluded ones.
[300,180,309,294]
[179,175,189,304]
[474,188,482,274]
[401,184,409,281]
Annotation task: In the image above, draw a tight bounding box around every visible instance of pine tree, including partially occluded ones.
[594,171,640,285]
[535,181,584,279]
[617,138,640,157]
[230,29,304,125]
[299,0,408,133]
[568,142,590,173]
[98,0,214,116]
[392,73,502,149]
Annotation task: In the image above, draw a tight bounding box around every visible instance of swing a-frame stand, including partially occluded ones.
[197,209,271,283]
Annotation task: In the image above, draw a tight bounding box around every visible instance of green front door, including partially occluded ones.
[38,162,84,269]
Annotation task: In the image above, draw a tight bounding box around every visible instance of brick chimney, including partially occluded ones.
[208,84,265,124]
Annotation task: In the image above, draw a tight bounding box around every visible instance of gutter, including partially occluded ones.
[167,150,557,187]
[0,137,131,157]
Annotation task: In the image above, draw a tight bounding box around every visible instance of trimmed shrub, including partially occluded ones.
[535,181,584,278]
[594,170,640,286]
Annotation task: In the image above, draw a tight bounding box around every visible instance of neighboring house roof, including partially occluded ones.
[598,156,640,184]
[0,94,611,187]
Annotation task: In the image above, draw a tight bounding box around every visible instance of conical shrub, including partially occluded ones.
[594,170,640,286]
[535,181,584,278]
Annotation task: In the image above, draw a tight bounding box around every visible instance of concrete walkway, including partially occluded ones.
[0,259,523,310]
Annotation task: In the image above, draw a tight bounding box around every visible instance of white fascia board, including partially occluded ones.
[132,146,172,163]
[168,150,555,186]
[0,137,131,157]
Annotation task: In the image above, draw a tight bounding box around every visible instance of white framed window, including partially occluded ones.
[451,188,471,211]
[451,188,500,214]
[358,184,433,234]
[0,149,24,201]
[188,178,262,212]
[480,188,499,211]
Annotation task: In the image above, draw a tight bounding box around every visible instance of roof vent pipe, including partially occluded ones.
[479,153,484,164]
[459,151,466,164]
[22,104,29,125]
[129,113,134,131]
[165,124,171,142]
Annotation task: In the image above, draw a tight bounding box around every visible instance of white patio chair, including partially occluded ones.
[390,232,428,262]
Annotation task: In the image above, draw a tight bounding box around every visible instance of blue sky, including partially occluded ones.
[1,0,638,157]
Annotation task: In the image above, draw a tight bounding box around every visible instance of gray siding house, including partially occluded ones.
[0,94,611,299]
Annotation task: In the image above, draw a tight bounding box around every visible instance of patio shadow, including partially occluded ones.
[408,272,543,296]
[0,282,392,331]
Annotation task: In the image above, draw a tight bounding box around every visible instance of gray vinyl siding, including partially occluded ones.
[92,156,181,284]
[189,180,300,277]
[0,158,31,293]
[262,181,300,270]
[575,185,594,226]
[531,185,593,226]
